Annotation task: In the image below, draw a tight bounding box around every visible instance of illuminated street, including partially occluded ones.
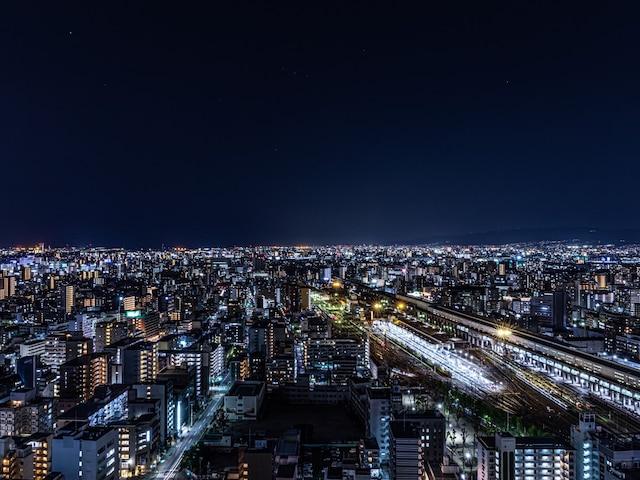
[152,381,229,480]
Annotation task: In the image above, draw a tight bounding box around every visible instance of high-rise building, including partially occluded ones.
[122,342,159,384]
[56,385,130,430]
[248,319,269,355]
[111,413,160,478]
[367,387,391,463]
[19,339,47,358]
[389,420,424,480]
[59,353,110,402]
[529,291,567,330]
[131,380,176,446]
[26,432,53,480]
[0,436,22,479]
[43,333,93,374]
[65,285,75,314]
[6,276,15,297]
[477,432,575,480]
[320,266,332,283]
[95,319,129,352]
[303,337,370,383]
[300,287,311,310]
[403,410,446,465]
[163,347,210,398]
[122,295,136,311]
[136,312,161,339]
[266,351,296,389]
[52,426,119,480]
[0,389,53,436]
[16,355,37,389]
[570,413,599,480]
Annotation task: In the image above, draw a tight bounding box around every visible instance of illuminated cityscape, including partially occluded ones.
[0,242,638,479]
[2,2,639,480]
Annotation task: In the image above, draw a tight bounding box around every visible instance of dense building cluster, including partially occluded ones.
[0,242,639,480]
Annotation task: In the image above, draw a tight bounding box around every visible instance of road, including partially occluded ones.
[152,380,230,479]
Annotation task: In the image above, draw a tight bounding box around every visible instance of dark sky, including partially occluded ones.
[1,1,638,248]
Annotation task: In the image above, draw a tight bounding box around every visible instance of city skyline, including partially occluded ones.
[2,240,640,478]
[2,2,638,248]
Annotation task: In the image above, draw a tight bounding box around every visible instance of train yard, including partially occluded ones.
[313,288,640,441]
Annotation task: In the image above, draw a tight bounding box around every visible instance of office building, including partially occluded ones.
[16,355,37,389]
[303,337,369,384]
[52,426,119,480]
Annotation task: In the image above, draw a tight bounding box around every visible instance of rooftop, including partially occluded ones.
[227,381,264,397]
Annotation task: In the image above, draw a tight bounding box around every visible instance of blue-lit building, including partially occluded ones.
[52,426,119,480]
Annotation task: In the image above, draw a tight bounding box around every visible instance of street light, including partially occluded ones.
[465,451,472,479]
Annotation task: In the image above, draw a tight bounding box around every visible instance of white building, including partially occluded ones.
[19,339,46,358]
[0,389,53,436]
[223,381,265,420]
[477,432,575,480]
[570,413,599,480]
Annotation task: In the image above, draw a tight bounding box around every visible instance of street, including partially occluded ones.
[152,380,230,479]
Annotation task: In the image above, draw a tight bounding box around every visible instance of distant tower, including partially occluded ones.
[300,287,312,311]
[65,285,75,314]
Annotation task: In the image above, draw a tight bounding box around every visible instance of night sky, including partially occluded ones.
[2,2,638,248]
